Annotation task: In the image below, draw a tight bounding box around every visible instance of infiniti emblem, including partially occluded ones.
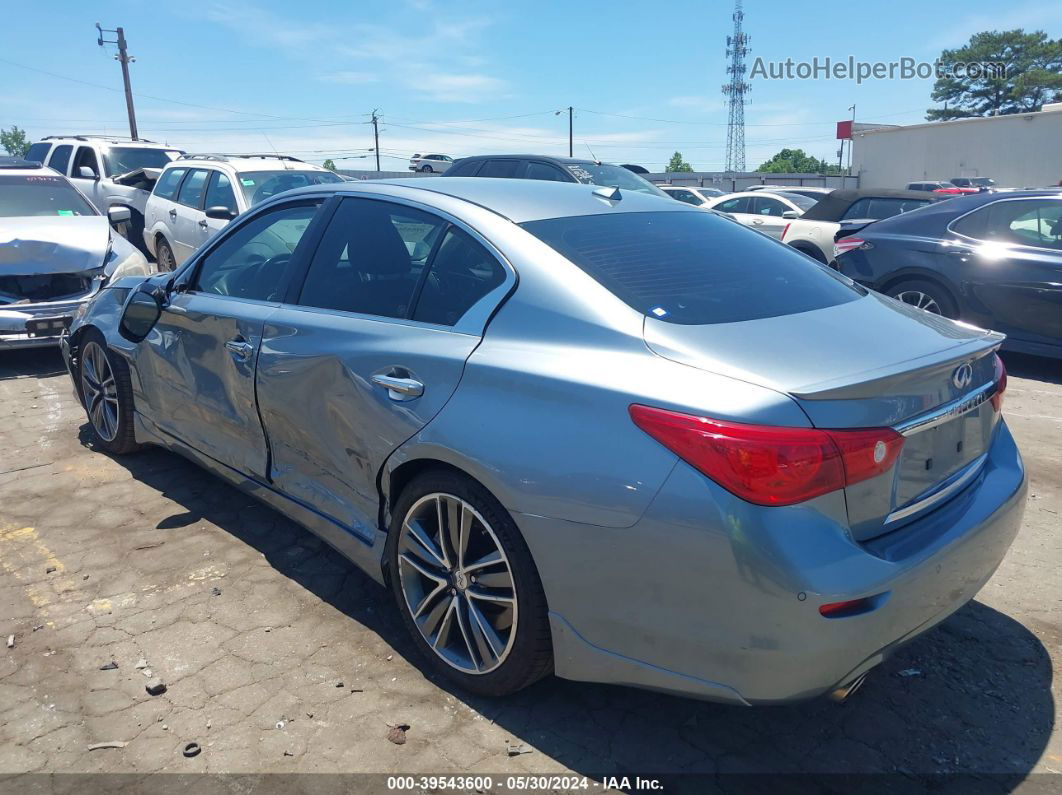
[952,362,974,390]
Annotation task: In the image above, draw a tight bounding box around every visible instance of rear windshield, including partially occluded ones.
[102,147,181,177]
[236,170,343,205]
[521,210,862,325]
[0,174,96,217]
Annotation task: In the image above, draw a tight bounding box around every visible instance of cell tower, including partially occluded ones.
[722,0,751,172]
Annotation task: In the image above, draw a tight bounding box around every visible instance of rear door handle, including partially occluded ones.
[225,339,254,359]
[751,218,764,225]
[371,373,424,399]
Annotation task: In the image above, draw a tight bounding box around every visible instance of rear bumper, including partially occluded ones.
[519,420,1026,703]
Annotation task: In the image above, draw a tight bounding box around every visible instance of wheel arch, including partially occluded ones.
[877,268,960,301]
[788,240,827,263]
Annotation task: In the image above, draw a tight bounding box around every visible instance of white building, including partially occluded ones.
[852,104,1062,190]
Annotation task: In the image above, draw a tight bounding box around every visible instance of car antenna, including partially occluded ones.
[584,143,601,165]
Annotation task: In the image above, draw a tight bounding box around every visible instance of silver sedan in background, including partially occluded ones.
[62,177,1025,704]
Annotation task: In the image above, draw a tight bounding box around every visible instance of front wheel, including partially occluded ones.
[387,470,552,696]
[419,164,434,173]
[78,329,142,455]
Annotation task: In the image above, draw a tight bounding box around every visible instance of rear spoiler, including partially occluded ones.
[834,218,877,242]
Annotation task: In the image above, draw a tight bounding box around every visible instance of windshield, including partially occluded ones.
[236,170,344,205]
[564,163,668,197]
[102,147,181,177]
[972,178,995,187]
[0,174,96,217]
[777,192,818,211]
[521,210,861,325]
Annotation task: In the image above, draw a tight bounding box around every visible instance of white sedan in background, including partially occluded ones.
[659,185,725,206]
[703,191,818,239]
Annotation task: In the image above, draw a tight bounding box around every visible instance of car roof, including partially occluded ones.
[452,154,613,166]
[800,188,943,221]
[272,176,691,223]
[37,136,178,149]
[167,154,326,172]
[709,191,799,201]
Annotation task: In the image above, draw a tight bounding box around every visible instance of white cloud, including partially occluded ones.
[925,2,1062,50]
[318,71,380,85]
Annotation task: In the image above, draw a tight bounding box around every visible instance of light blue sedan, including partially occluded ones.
[62,177,1025,704]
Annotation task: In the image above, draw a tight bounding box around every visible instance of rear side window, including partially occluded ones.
[48,145,73,175]
[478,160,522,178]
[413,227,506,325]
[842,197,929,221]
[25,143,51,165]
[446,159,482,177]
[521,211,861,325]
[153,168,186,201]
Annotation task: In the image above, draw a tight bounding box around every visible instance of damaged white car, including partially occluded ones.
[0,158,153,350]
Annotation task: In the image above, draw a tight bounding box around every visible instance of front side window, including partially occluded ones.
[177,169,209,209]
[446,159,481,177]
[0,174,96,217]
[521,211,862,325]
[204,171,238,214]
[842,197,930,221]
[72,146,101,178]
[716,196,750,214]
[298,198,445,319]
[194,203,320,301]
[152,168,186,201]
[525,162,570,182]
[47,145,73,175]
[751,197,786,216]
[668,189,700,205]
[413,227,506,326]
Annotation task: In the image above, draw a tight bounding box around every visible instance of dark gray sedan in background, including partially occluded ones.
[62,178,1025,704]
[835,190,1062,359]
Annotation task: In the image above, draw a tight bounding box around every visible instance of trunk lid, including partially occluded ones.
[644,292,1004,539]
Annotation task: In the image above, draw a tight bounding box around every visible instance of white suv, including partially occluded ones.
[143,154,343,270]
[409,153,453,173]
[24,136,183,253]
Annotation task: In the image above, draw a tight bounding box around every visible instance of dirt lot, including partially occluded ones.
[0,347,1060,789]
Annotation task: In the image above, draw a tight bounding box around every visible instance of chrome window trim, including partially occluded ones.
[883,452,988,526]
[895,379,997,437]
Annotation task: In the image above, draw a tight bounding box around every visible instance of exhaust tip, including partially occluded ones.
[828,673,868,703]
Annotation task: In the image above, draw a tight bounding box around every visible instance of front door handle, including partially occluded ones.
[198,219,209,229]
[225,339,254,359]
[751,218,764,225]
[169,209,177,219]
[371,373,424,399]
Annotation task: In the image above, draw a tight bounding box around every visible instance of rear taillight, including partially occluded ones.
[629,405,904,507]
[991,353,1007,412]
[833,237,865,259]
[780,223,791,241]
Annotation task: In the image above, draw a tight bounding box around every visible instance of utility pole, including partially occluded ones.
[96,23,138,140]
[568,106,573,157]
[371,110,381,172]
[847,104,856,175]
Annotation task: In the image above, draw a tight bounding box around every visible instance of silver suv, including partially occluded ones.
[143,154,343,270]
[24,136,183,252]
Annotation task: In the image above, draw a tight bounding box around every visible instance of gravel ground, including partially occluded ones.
[0,347,1059,790]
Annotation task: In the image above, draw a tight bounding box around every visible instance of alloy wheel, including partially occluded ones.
[81,341,120,442]
[894,290,942,315]
[396,493,517,674]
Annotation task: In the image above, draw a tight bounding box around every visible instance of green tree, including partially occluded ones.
[665,151,693,172]
[0,126,30,158]
[927,30,1062,120]
[756,148,837,174]
[322,158,337,171]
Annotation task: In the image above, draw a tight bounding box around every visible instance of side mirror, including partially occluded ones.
[205,205,237,220]
[78,166,99,180]
[119,285,164,342]
[108,206,131,225]
[782,210,800,219]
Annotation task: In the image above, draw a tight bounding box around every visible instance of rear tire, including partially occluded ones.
[77,329,142,455]
[156,238,177,272]
[886,279,958,318]
[386,470,553,696]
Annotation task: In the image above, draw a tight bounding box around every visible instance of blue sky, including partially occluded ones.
[3,0,1060,171]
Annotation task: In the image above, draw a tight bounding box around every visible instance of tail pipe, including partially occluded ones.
[828,672,868,703]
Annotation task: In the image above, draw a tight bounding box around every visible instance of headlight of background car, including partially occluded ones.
[104,242,151,283]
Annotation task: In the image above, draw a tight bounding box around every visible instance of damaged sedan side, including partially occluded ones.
[0,158,153,350]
